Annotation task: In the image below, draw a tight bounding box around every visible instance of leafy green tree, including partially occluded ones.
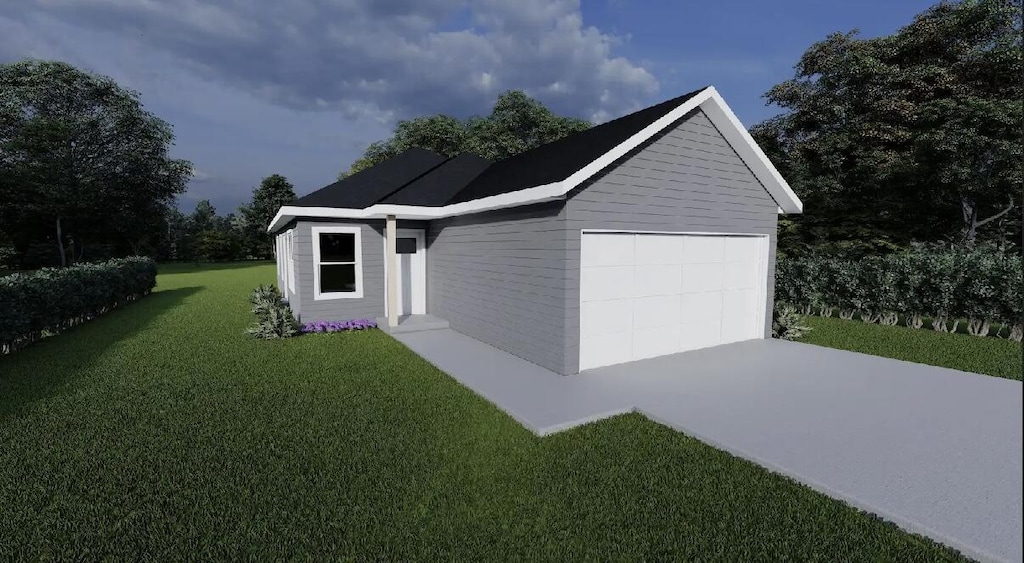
[0,59,192,266]
[239,174,297,258]
[465,90,592,161]
[195,228,239,262]
[190,200,217,234]
[753,0,1022,255]
[340,90,592,178]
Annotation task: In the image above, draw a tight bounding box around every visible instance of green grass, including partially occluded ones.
[0,264,970,561]
[799,314,1022,381]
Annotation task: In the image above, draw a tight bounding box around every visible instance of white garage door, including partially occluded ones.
[579,232,768,371]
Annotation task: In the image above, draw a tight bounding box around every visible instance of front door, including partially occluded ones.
[390,229,426,316]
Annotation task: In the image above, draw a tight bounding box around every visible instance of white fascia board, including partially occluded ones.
[266,85,802,231]
[699,88,803,214]
[267,182,566,231]
[559,87,715,193]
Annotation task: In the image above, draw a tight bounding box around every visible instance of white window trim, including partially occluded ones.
[275,235,283,290]
[286,229,296,295]
[311,225,364,300]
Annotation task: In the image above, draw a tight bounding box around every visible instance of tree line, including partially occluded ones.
[163,175,296,264]
[2,0,1019,272]
[0,60,297,269]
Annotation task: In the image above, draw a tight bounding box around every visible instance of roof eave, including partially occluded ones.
[267,85,803,232]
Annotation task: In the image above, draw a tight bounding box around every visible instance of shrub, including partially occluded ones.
[0,256,157,353]
[245,284,300,339]
[772,304,812,341]
[301,319,377,333]
[775,243,1022,338]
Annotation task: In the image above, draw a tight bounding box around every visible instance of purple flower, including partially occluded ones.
[300,317,378,334]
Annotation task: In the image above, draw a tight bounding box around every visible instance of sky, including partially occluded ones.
[0,0,936,216]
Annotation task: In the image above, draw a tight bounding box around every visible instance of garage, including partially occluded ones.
[579,231,769,370]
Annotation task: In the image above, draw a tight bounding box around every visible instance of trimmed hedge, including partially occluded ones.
[776,243,1023,340]
[0,257,157,353]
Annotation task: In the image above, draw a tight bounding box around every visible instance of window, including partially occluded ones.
[396,237,417,254]
[286,230,295,293]
[312,225,363,299]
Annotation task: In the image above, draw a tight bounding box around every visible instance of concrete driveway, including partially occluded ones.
[395,330,1023,563]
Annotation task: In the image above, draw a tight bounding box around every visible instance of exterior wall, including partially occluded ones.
[425,201,571,374]
[563,108,780,374]
[290,218,426,323]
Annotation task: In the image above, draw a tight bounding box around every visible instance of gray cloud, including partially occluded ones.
[4,0,659,123]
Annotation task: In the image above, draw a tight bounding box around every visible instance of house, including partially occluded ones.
[268,86,802,374]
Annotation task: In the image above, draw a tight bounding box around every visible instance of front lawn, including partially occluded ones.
[0,263,969,561]
[799,314,1021,381]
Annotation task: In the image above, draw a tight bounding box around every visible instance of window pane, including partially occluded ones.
[320,233,355,262]
[320,264,356,293]
[396,237,417,254]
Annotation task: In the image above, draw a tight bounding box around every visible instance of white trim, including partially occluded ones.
[382,228,427,317]
[582,228,770,237]
[286,229,296,295]
[267,86,802,233]
[700,89,803,213]
[311,225,364,300]
[578,230,770,371]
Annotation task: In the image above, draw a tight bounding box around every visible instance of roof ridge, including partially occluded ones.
[369,149,454,206]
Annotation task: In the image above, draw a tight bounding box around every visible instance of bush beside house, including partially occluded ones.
[776,243,1023,341]
[0,257,158,353]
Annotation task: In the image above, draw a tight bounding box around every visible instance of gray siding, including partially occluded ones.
[563,108,780,374]
[426,202,571,374]
[291,218,426,323]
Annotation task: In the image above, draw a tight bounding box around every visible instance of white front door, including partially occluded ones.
[579,232,768,370]
[386,229,426,316]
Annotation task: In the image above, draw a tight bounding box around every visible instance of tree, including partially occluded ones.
[190,199,216,234]
[239,174,297,258]
[753,0,1022,256]
[0,59,192,266]
[339,90,592,178]
[465,90,592,161]
[195,228,239,262]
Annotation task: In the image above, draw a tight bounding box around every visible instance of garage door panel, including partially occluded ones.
[682,236,725,263]
[634,264,682,297]
[633,325,682,360]
[633,294,682,328]
[582,233,634,266]
[682,263,724,293]
[581,299,632,336]
[635,235,685,265]
[581,265,633,302]
[579,329,632,370]
[722,288,759,318]
[682,291,723,320]
[580,232,766,371]
[725,236,762,263]
[723,261,760,290]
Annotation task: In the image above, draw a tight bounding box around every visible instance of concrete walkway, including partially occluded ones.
[394,329,1023,563]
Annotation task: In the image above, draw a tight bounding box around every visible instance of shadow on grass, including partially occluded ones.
[0,286,203,421]
[158,261,273,275]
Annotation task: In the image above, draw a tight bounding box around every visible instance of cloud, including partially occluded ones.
[189,167,213,182]
[3,0,659,123]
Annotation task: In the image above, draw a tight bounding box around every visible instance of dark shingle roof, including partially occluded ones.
[293,147,447,209]
[447,87,708,204]
[293,87,708,210]
[379,154,492,206]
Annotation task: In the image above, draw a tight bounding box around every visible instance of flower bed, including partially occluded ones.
[301,318,377,333]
